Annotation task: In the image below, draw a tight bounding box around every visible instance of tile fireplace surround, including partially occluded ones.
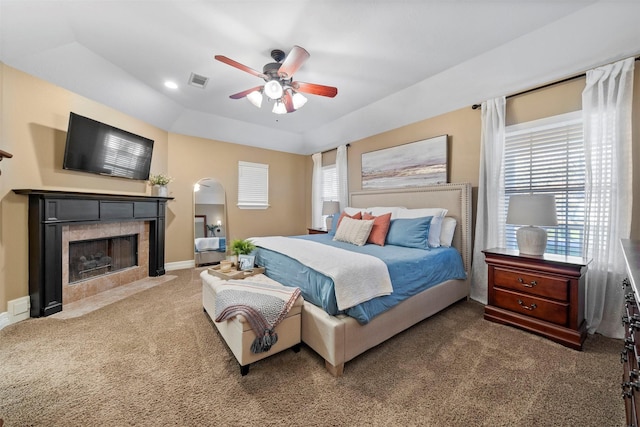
[62,221,149,305]
[13,189,171,317]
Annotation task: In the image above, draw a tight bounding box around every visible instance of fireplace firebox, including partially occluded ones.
[69,234,138,283]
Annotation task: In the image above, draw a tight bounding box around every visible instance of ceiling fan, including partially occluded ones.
[214,45,338,114]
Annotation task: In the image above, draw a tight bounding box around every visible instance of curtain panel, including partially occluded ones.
[311,153,324,229]
[470,97,506,303]
[582,57,635,338]
[336,145,349,211]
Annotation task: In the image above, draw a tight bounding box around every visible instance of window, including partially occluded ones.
[503,111,585,256]
[322,164,338,202]
[237,161,269,209]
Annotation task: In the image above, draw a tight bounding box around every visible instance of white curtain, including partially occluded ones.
[582,57,634,338]
[311,152,324,229]
[470,97,506,303]
[336,145,349,211]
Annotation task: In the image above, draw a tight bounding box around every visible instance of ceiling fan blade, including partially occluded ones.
[283,91,295,113]
[229,86,263,100]
[292,81,338,98]
[214,55,266,79]
[277,45,310,79]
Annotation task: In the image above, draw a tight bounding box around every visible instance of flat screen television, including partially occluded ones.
[63,112,154,180]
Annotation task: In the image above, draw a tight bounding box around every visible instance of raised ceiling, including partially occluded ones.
[1,1,639,155]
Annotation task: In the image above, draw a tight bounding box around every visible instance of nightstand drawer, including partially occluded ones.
[493,288,569,326]
[494,267,569,301]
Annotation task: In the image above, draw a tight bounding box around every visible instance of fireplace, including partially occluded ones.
[13,189,171,317]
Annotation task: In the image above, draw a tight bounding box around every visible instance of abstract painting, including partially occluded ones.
[361,135,448,189]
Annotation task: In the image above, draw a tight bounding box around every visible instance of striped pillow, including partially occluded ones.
[333,217,374,246]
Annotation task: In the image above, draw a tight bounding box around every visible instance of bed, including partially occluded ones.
[195,237,227,266]
[254,183,472,376]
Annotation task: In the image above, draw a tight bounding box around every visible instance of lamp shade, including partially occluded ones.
[506,194,557,226]
[322,201,340,216]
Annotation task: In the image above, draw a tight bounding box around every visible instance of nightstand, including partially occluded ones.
[483,248,589,350]
[307,228,328,235]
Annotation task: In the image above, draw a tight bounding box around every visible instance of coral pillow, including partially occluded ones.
[330,211,362,235]
[362,212,392,246]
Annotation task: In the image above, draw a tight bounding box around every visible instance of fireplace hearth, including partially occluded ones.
[13,189,171,317]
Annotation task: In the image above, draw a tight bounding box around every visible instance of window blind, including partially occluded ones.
[322,165,338,202]
[237,161,269,209]
[503,111,584,256]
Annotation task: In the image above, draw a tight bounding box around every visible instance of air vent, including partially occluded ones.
[188,72,209,88]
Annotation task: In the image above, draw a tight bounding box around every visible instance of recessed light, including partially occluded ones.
[164,81,178,89]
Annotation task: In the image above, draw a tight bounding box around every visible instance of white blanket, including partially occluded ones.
[250,236,393,310]
[195,237,220,251]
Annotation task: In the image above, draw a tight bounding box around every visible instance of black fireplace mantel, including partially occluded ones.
[13,189,173,317]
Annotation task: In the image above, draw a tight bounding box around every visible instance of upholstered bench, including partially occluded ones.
[201,270,303,375]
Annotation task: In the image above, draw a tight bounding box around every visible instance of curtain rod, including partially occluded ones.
[320,143,350,155]
[471,56,640,110]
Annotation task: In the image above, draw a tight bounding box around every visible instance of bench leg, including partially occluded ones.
[291,343,301,353]
[240,364,250,376]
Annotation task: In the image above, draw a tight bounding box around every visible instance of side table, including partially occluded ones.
[483,247,589,350]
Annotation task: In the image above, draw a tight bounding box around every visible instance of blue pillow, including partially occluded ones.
[385,216,433,249]
[329,214,340,236]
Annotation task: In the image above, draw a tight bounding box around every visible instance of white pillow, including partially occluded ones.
[366,206,403,218]
[428,216,443,248]
[395,207,448,219]
[333,217,374,246]
[397,208,448,248]
[440,217,457,247]
[343,207,363,216]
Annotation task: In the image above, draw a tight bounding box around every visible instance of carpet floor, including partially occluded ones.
[0,268,626,426]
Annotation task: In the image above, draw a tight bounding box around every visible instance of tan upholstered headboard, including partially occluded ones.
[349,183,472,273]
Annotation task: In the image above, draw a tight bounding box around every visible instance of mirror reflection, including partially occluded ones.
[194,178,227,266]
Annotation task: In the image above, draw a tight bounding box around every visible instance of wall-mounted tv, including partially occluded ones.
[63,112,154,180]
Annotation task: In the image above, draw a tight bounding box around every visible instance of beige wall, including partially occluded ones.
[0,64,307,312]
[165,133,307,265]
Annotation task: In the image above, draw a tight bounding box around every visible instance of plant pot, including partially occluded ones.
[152,185,168,197]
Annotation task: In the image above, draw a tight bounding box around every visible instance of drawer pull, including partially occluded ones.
[517,277,537,288]
[517,299,537,311]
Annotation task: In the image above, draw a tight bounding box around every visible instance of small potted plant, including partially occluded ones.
[148,173,174,197]
[229,239,256,269]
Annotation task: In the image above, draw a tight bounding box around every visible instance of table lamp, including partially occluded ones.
[322,201,340,231]
[506,194,557,256]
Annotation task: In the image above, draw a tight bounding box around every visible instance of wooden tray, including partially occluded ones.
[207,265,265,280]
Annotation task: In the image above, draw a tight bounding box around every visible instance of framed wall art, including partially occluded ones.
[361,135,448,189]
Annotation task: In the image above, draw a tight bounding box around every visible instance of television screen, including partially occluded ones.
[63,112,154,180]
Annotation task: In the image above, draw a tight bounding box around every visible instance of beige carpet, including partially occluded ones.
[0,268,625,426]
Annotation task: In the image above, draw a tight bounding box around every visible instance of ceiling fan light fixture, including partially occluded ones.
[246,90,263,108]
[264,80,284,100]
[292,91,307,110]
[272,101,287,115]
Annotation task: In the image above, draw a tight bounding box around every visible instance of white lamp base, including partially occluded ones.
[325,215,333,231]
[516,226,547,256]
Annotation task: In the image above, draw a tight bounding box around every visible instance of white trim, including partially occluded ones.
[0,312,10,330]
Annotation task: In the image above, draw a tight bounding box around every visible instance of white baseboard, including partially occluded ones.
[165,260,195,271]
[0,312,10,330]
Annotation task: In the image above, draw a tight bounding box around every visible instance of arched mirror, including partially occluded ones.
[194,178,227,267]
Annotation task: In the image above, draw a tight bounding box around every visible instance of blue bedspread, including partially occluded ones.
[253,234,466,324]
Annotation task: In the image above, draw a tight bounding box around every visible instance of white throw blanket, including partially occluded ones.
[195,237,219,251]
[250,236,393,310]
